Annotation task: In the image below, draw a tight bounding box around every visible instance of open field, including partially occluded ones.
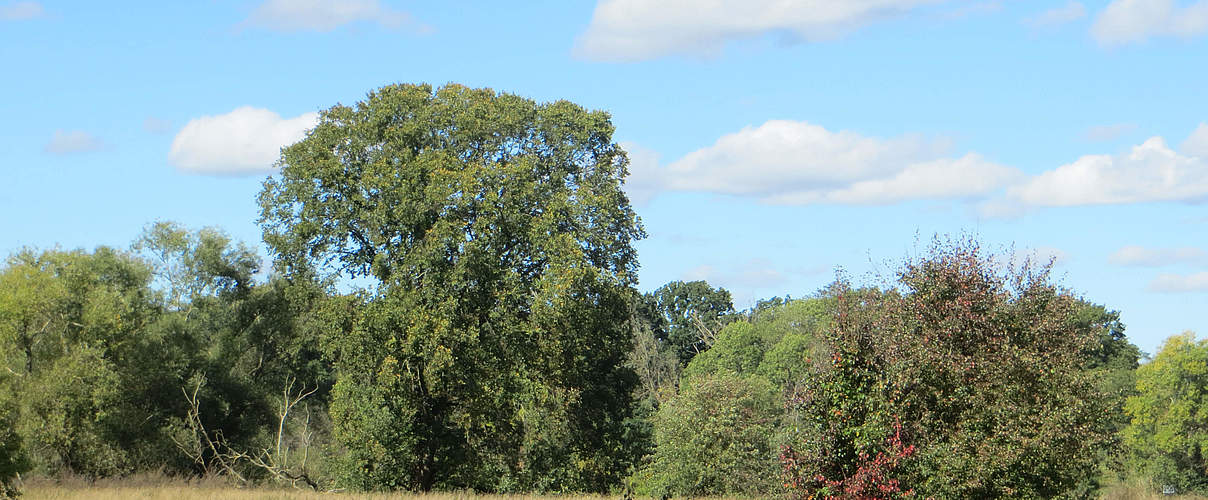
[17,480,1208,500]
[21,484,629,500]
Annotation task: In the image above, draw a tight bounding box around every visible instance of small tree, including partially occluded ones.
[782,238,1113,499]
[1124,332,1208,494]
[634,373,780,498]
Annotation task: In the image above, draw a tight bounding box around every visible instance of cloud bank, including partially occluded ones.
[1110,246,1208,267]
[1149,272,1208,293]
[1092,0,1208,45]
[169,106,318,175]
[575,0,947,61]
[1007,137,1208,206]
[627,121,1208,212]
[629,120,1018,205]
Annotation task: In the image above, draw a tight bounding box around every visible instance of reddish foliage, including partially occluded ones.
[782,421,917,500]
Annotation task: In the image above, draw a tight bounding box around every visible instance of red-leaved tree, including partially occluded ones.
[781,238,1112,499]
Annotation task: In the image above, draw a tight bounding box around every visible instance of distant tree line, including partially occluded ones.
[0,83,1199,498]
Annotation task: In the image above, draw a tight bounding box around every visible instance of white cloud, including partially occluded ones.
[575,0,948,61]
[774,154,1022,205]
[1025,1,1086,28]
[1084,123,1135,142]
[1182,123,1208,158]
[1109,246,1208,267]
[169,106,318,175]
[1091,0,1208,45]
[1149,272,1208,293]
[1008,137,1208,206]
[245,0,423,33]
[643,120,1017,205]
[43,130,105,154]
[0,1,42,21]
[1009,246,1070,268]
[143,117,172,134]
[620,142,667,206]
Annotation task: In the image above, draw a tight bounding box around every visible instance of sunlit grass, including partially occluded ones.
[21,484,628,500]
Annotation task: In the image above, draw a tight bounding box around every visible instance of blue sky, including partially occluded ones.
[3,0,1207,354]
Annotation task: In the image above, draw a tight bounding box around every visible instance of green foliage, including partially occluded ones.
[259,83,643,492]
[0,247,159,476]
[133,222,337,480]
[0,378,29,499]
[1069,301,1141,494]
[1124,332,1208,494]
[630,297,827,498]
[683,297,830,390]
[642,281,735,366]
[781,239,1113,499]
[634,373,780,498]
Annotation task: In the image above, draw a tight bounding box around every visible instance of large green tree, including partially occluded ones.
[258,83,645,492]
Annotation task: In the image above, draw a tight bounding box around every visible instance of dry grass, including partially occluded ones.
[1099,477,1208,500]
[21,484,627,500]
[14,474,632,500]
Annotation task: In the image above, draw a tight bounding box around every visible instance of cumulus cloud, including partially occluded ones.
[1182,123,1208,158]
[1109,246,1208,267]
[244,0,424,32]
[0,1,42,20]
[1024,1,1086,28]
[638,120,1017,205]
[575,0,948,61]
[1149,272,1208,293]
[169,106,318,175]
[1091,0,1208,45]
[1008,137,1208,206]
[43,130,105,154]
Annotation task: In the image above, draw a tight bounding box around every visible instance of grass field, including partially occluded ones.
[20,481,633,500]
[16,477,1208,500]
[21,486,625,500]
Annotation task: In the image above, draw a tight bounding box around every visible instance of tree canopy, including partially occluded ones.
[258,83,645,492]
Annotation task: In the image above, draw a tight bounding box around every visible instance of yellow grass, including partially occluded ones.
[21,485,627,500]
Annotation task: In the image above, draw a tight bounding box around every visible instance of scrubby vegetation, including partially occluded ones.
[1,83,1202,498]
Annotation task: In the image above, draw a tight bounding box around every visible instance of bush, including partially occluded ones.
[634,373,780,498]
[781,239,1114,499]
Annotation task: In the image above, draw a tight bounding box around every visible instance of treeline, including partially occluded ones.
[0,83,1203,498]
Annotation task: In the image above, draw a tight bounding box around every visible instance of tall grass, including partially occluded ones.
[16,473,638,500]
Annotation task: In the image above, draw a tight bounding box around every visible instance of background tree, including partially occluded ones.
[631,296,829,497]
[133,222,337,481]
[0,247,158,476]
[259,83,644,492]
[1070,301,1141,494]
[1123,332,1208,494]
[632,373,780,498]
[642,280,735,366]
